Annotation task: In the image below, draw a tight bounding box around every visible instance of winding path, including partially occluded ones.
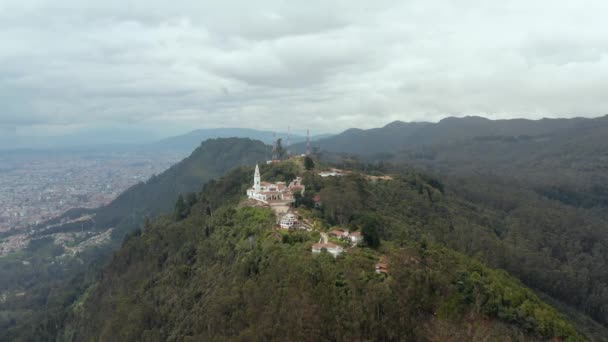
[319,232,328,244]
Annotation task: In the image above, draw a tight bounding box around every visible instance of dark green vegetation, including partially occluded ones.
[3,114,608,341]
[61,165,581,341]
[294,115,608,337]
[0,138,270,341]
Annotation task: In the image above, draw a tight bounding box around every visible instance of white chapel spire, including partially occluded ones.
[254,163,261,193]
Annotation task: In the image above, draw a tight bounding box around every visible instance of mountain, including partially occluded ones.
[294,115,608,334]
[58,163,581,341]
[310,115,608,209]
[0,138,272,339]
[4,119,608,340]
[293,115,608,156]
[94,137,272,241]
[147,128,333,153]
[298,115,608,211]
[0,127,333,153]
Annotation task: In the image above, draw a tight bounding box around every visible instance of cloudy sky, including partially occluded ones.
[1,0,608,138]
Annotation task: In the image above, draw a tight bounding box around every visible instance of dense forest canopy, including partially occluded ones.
[59,163,581,341]
[296,116,608,334]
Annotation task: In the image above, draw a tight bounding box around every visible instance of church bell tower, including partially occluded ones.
[254,164,261,193]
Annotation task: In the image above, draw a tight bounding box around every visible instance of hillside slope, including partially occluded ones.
[60,165,581,341]
[296,116,608,333]
[0,138,271,340]
[35,138,271,242]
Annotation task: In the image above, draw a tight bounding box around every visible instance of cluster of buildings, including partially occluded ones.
[329,229,363,245]
[310,229,364,258]
[246,164,310,230]
[246,164,306,203]
[0,151,180,233]
[246,162,388,272]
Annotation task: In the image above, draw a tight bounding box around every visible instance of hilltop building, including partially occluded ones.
[246,164,305,204]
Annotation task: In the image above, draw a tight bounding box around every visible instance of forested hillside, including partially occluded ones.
[303,116,608,336]
[3,130,607,341]
[60,164,581,341]
[0,138,270,340]
[80,137,271,242]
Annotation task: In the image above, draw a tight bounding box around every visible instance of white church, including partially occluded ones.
[246,164,305,204]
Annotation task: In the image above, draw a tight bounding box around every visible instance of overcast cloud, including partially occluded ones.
[1,0,608,137]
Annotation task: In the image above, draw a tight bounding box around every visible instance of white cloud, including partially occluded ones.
[1,0,608,138]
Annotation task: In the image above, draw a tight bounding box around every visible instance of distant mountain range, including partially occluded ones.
[292,115,608,156]
[147,128,332,153]
[0,127,333,153]
[294,115,608,210]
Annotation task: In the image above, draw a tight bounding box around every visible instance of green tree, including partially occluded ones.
[362,224,380,248]
[186,192,198,207]
[304,156,315,170]
[355,213,383,248]
[276,138,286,160]
[174,194,188,221]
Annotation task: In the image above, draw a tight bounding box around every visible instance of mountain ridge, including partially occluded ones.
[293,115,608,156]
[147,128,333,153]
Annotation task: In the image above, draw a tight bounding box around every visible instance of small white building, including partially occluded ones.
[318,169,345,178]
[279,213,298,229]
[312,242,344,257]
[349,231,363,244]
[319,171,340,177]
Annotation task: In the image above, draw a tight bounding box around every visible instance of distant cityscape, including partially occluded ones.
[0,151,183,233]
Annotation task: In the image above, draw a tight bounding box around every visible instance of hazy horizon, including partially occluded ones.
[2,1,608,141]
[1,113,606,151]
